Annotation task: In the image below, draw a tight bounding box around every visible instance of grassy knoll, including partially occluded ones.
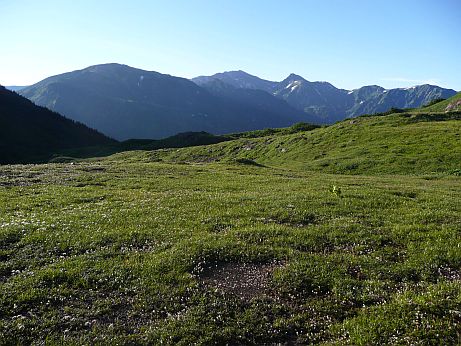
[1,157,460,344]
[149,111,461,175]
[418,92,461,113]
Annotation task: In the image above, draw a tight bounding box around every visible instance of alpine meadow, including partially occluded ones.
[1,1,460,345]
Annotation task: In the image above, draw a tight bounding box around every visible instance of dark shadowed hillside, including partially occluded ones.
[0,86,115,164]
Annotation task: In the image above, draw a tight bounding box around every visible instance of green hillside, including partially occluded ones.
[147,111,461,175]
[418,92,461,112]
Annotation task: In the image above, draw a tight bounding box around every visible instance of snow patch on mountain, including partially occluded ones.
[285,81,302,92]
[138,75,145,87]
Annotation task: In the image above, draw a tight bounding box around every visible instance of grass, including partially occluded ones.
[0,111,460,344]
[417,92,461,113]
[52,122,320,162]
[148,111,461,175]
[1,158,460,344]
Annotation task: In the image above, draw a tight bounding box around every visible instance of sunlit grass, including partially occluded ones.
[0,158,460,344]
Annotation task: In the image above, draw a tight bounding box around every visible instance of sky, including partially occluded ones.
[1,0,460,90]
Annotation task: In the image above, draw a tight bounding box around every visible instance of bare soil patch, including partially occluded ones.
[198,261,284,300]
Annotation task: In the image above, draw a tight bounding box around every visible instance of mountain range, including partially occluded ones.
[0,86,115,164]
[193,71,457,122]
[17,64,457,140]
[19,64,308,140]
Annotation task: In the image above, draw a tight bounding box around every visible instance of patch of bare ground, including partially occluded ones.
[197,261,284,301]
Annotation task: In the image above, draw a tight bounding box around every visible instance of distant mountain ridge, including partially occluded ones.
[192,71,457,122]
[192,70,278,93]
[0,86,115,164]
[199,78,306,121]
[18,64,457,140]
[273,74,353,122]
[20,64,310,140]
[5,86,28,92]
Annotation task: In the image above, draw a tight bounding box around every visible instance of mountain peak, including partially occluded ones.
[285,73,306,82]
[229,70,251,75]
[192,70,278,93]
[214,70,257,80]
[84,63,131,71]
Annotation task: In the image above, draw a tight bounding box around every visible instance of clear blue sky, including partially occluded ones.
[1,0,460,90]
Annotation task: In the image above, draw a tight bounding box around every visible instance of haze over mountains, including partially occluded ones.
[18,63,456,140]
[193,71,457,122]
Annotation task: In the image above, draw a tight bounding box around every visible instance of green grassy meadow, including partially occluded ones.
[150,111,461,175]
[1,111,460,345]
